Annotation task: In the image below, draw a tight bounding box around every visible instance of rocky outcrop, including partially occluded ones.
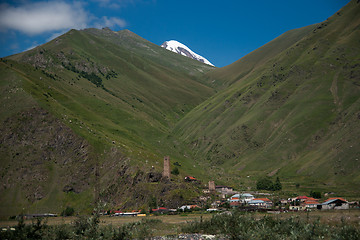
[0,107,93,202]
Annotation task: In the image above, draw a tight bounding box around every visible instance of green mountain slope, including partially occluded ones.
[0,28,215,217]
[172,0,360,195]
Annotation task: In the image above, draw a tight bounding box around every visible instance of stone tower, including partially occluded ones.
[163,156,170,178]
[208,181,215,191]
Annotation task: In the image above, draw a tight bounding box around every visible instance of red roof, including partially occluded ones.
[113,210,122,214]
[306,197,318,201]
[185,176,197,180]
[152,207,168,212]
[189,205,200,209]
[296,196,309,200]
[324,197,347,202]
[253,198,271,202]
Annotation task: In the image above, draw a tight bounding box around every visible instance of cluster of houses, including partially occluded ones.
[198,180,354,211]
[226,193,351,211]
[155,157,354,213]
[104,155,355,216]
[105,192,352,217]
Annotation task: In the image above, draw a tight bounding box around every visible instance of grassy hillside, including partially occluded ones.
[0,28,215,218]
[172,0,360,196]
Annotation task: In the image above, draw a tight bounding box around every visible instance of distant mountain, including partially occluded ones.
[161,40,214,66]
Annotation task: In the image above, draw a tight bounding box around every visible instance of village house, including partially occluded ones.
[289,205,307,211]
[296,196,310,202]
[199,196,209,202]
[229,193,254,206]
[288,196,320,210]
[202,189,211,194]
[304,198,320,209]
[211,200,222,208]
[184,176,197,182]
[318,198,349,210]
[179,205,201,211]
[230,194,240,206]
[248,198,273,208]
[215,185,234,195]
[152,207,170,214]
[240,193,255,203]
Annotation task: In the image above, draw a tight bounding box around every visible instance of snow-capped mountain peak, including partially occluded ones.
[160,40,214,66]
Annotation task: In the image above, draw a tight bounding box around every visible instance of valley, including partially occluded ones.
[0,0,359,219]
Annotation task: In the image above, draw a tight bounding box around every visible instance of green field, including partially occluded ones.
[0,210,359,239]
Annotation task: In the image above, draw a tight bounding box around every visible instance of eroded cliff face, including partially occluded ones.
[0,107,93,202]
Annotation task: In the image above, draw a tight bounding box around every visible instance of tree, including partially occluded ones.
[61,206,75,216]
[256,177,274,190]
[309,191,321,199]
[273,177,282,191]
[149,196,157,210]
[171,167,179,175]
[256,176,282,191]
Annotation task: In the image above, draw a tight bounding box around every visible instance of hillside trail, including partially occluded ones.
[330,72,341,111]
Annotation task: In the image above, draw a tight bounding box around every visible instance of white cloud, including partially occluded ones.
[96,16,127,28]
[46,30,68,42]
[0,1,128,38]
[25,44,39,52]
[91,0,134,9]
[0,1,89,35]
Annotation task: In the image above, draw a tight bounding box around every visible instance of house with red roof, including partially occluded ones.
[318,198,349,210]
[151,207,170,213]
[304,198,320,209]
[296,196,310,202]
[289,196,320,210]
[179,205,201,211]
[184,176,197,182]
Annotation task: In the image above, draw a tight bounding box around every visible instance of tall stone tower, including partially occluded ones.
[163,156,170,178]
[208,181,215,191]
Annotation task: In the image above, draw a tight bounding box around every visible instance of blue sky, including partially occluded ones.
[0,0,350,67]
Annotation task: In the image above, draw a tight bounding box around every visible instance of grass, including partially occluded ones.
[0,210,359,239]
[2,210,360,228]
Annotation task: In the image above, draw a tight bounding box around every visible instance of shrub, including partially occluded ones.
[309,190,321,199]
[256,176,282,191]
[171,166,179,175]
[61,206,75,217]
[256,177,274,190]
[181,210,360,239]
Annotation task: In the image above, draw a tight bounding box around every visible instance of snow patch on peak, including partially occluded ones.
[161,40,214,67]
